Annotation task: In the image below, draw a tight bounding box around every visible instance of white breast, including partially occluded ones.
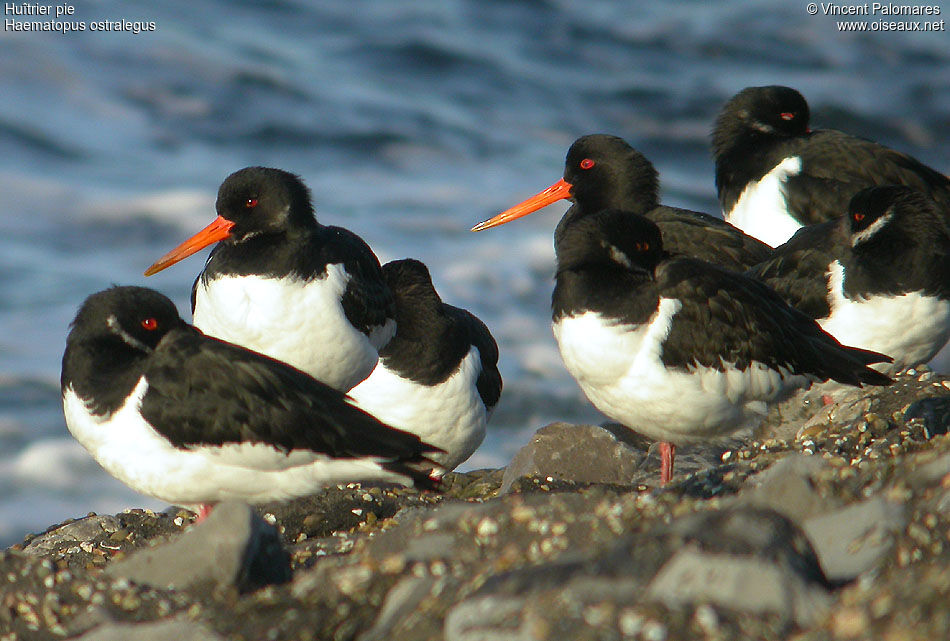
[724,156,803,247]
[552,300,810,444]
[820,260,950,372]
[63,379,414,509]
[347,347,487,471]
[193,264,394,391]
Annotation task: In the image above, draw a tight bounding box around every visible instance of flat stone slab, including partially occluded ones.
[500,422,645,493]
[737,454,842,524]
[106,501,290,592]
[23,514,122,556]
[647,548,832,626]
[73,619,226,641]
[802,497,906,582]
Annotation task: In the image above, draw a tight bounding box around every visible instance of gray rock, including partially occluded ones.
[402,533,458,562]
[105,501,290,592]
[72,619,225,641]
[647,548,832,626]
[761,386,831,440]
[738,455,842,523]
[795,394,875,439]
[904,396,950,438]
[802,497,907,582]
[444,595,533,641]
[668,507,827,586]
[23,514,122,556]
[500,422,645,494]
[907,451,950,488]
[358,576,437,641]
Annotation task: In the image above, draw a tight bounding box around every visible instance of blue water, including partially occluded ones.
[1,0,948,545]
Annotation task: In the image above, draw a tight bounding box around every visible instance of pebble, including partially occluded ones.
[3,370,950,640]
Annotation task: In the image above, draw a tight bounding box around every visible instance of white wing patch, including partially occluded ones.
[348,347,487,472]
[193,263,379,391]
[724,156,802,247]
[552,300,810,445]
[63,378,413,509]
[821,260,950,371]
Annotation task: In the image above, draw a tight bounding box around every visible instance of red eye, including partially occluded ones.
[579,158,595,170]
[636,242,650,251]
[246,198,259,208]
[780,112,795,121]
[141,318,158,331]
[853,212,865,222]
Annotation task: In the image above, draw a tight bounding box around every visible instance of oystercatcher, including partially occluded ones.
[472,134,773,270]
[347,259,502,473]
[713,85,950,247]
[748,185,950,372]
[145,167,395,391]
[551,209,892,484]
[61,286,439,517]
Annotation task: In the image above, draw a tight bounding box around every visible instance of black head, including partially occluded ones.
[470,134,660,233]
[713,86,810,152]
[63,287,187,408]
[67,286,185,355]
[144,167,318,276]
[216,166,316,241]
[382,259,440,303]
[380,258,447,340]
[563,135,660,214]
[556,208,664,275]
[847,185,946,248]
[375,258,465,376]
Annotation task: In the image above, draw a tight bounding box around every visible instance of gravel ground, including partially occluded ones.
[3,369,950,640]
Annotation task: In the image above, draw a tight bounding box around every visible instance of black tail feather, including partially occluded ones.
[830,343,893,387]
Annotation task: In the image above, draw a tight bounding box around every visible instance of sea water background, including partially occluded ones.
[1,0,948,545]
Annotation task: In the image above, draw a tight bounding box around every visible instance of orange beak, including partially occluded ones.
[470,178,573,232]
[144,216,235,276]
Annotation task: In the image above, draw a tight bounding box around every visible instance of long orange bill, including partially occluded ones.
[470,178,573,232]
[144,216,235,276]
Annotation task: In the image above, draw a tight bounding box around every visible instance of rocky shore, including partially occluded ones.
[4,369,950,640]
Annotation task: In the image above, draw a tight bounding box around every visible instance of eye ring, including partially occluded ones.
[141,318,159,331]
[246,198,259,208]
[853,212,865,222]
[579,158,595,170]
[780,112,795,121]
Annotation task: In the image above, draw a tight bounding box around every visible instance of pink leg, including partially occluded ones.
[194,504,214,523]
[426,468,446,491]
[659,441,676,485]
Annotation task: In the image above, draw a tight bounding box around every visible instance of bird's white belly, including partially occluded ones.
[725,156,802,247]
[348,347,487,471]
[63,379,410,509]
[821,261,950,372]
[552,302,807,444]
[193,264,391,391]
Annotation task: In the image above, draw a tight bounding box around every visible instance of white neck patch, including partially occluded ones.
[601,240,633,269]
[851,212,894,247]
[106,315,152,353]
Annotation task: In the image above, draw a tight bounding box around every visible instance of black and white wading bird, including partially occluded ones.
[61,286,440,519]
[145,167,395,392]
[713,85,950,247]
[348,259,502,473]
[472,134,773,271]
[548,209,892,484]
[748,185,950,373]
